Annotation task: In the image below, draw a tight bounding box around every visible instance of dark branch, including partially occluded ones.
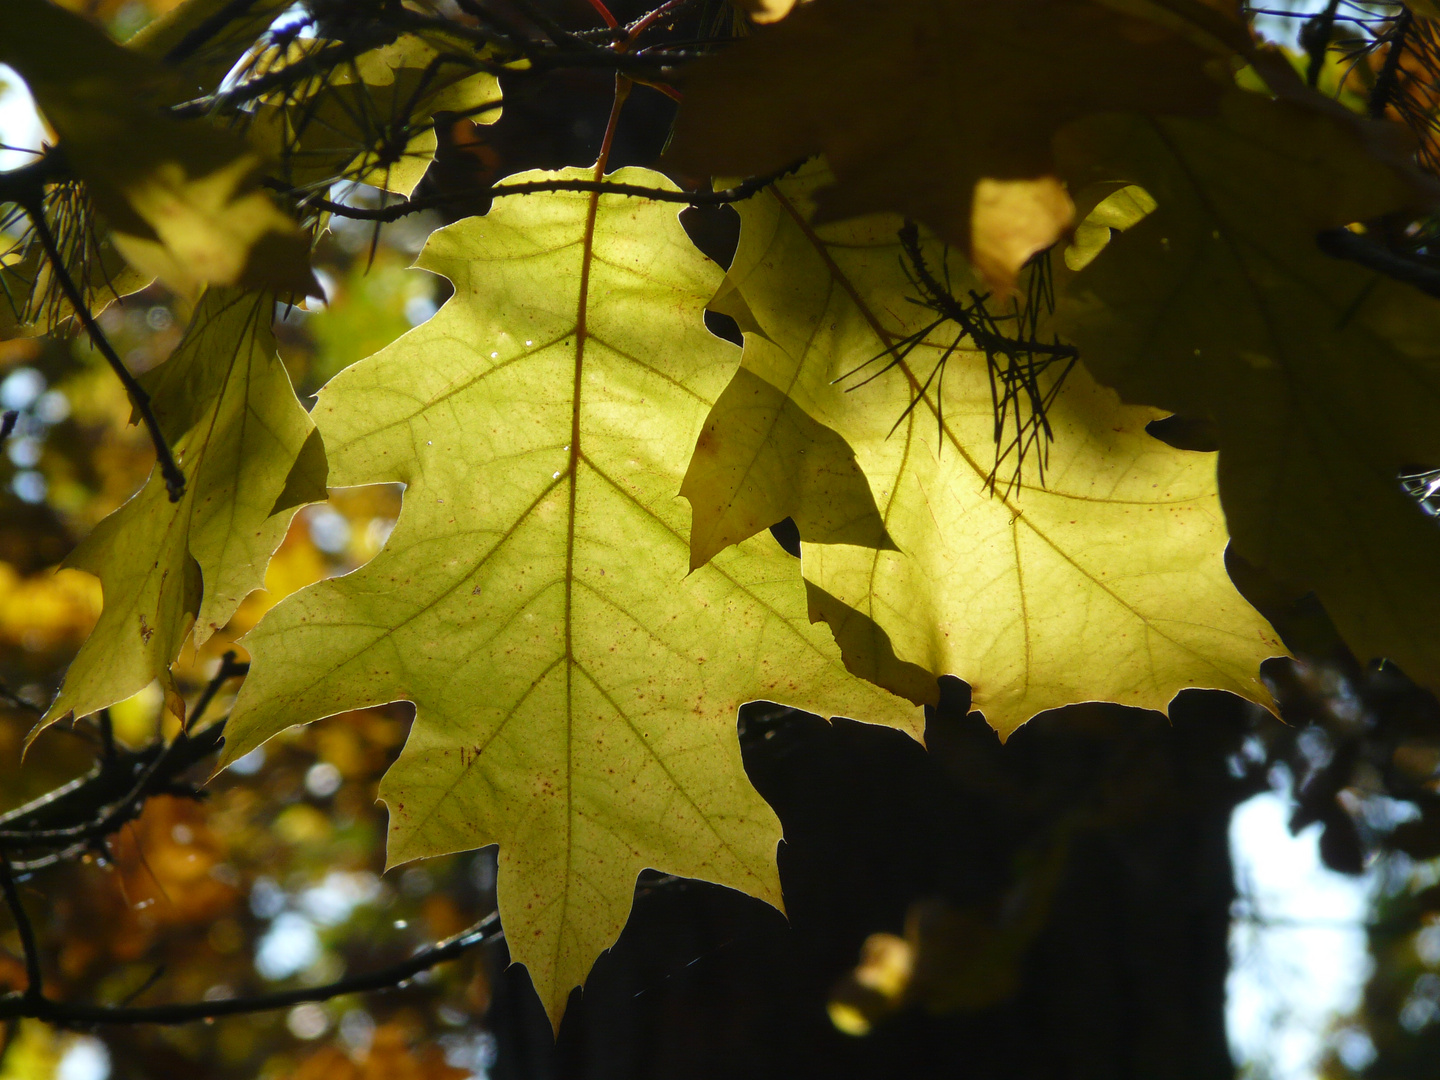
[162,0,264,65]
[19,200,186,501]
[0,915,500,1027]
[0,643,505,1029]
[0,654,247,854]
[1317,226,1440,298]
[0,152,70,212]
[1300,0,1341,87]
[0,857,43,1002]
[186,652,248,733]
[172,7,687,126]
[170,33,401,120]
[1369,7,1414,120]
[391,9,682,72]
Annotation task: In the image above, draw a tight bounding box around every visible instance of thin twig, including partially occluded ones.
[171,34,400,120]
[20,201,186,501]
[162,0,264,65]
[187,652,248,731]
[452,0,530,49]
[96,710,115,766]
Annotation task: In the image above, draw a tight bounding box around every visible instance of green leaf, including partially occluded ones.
[1053,85,1440,690]
[0,0,301,332]
[40,290,325,731]
[219,168,920,1027]
[686,165,1282,736]
[0,0,315,298]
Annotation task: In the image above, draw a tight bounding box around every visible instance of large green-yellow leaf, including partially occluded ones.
[1053,86,1440,689]
[219,168,920,1027]
[685,165,1281,736]
[665,0,1221,291]
[40,290,325,730]
[0,0,315,298]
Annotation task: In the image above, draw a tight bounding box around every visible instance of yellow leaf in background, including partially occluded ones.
[687,164,1281,735]
[53,0,182,20]
[220,168,920,1028]
[290,1024,468,1080]
[0,0,316,298]
[39,290,326,733]
[666,0,1221,291]
[0,563,100,655]
[0,1021,61,1080]
[103,152,315,299]
[1053,85,1440,692]
[350,38,502,198]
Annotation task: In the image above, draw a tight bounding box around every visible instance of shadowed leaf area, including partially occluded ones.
[1054,83,1440,691]
[666,0,1222,291]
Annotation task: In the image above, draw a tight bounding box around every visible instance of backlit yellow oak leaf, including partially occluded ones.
[686,165,1281,736]
[40,290,325,731]
[666,0,1221,291]
[219,168,920,1029]
[1053,86,1440,690]
[0,0,315,298]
